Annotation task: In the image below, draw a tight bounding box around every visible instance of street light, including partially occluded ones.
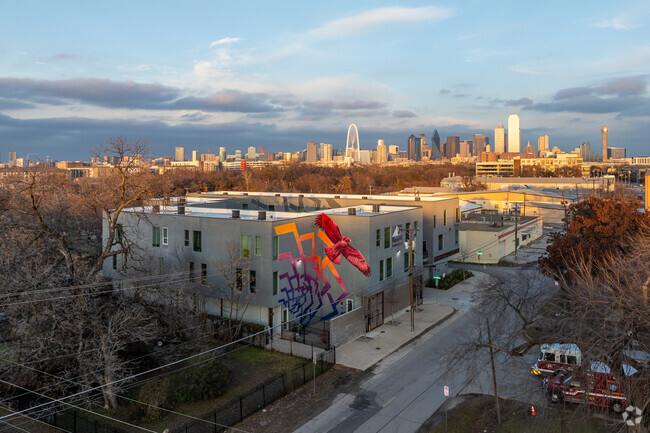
[399,225,418,332]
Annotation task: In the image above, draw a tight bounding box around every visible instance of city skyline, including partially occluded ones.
[1,1,649,160]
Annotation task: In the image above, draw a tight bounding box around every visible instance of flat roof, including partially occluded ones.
[129,203,420,221]
[201,191,454,203]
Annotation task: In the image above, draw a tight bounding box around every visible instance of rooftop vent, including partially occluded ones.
[348,208,356,215]
[243,192,248,196]
[232,210,240,219]
[362,196,367,199]
[415,197,421,201]
[177,206,185,215]
[299,194,304,198]
[258,211,267,221]
[275,193,281,197]
[223,192,228,195]
[334,195,340,199]
[152,205,160,213]
[372,204,380,213]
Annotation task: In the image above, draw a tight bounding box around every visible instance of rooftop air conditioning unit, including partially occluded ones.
[177,206,185,215]
[258,211,267,221]
[348,208,356,215]
[232,210,240,219]
[372,204,380,213]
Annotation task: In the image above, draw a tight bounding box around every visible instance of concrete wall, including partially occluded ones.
[328,307,365,347]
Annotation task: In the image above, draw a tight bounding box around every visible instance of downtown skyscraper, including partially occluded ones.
[494,123,505,153]
[507,114,520,153]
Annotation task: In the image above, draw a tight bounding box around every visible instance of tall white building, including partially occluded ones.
[219,147,227,163]
[175,147,184,162]
[320,143,333,162]
[388,145,399,155]
[247,147,257,160]
[507,114,520,153]
[494,123,505,153]
[537,135,549,154]
[192,150,198,161]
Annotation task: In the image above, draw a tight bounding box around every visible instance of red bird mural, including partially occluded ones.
[315,213,371,277]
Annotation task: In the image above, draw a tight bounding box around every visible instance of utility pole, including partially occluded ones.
[561,190,567,230]
[486,317,502,424]
[513,203,520,263]
[403,224,418,332]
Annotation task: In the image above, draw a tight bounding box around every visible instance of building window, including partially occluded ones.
[444,210,447,226]
[438,234,444,251]
[189,262,195,283]
[242,203,248,210]
[376,229,380,247]
[455,229,459,245]
[193,231,202,252]
[404,251,409,272]
[114,224,122,243]
[241,235,251,258]
[386,257,393,279]
[255,236,262,255]
[405,222,411,243]
[272,236,279,260]
[298,206,304,212]
[152,227,161,247]
[201,263,207,284]
[268,205,275,211]
[414,221,418,238]
[250,270,256,293]
[273,271,278,295]
[236,268,242,291]
[346,299,354,312]
[379,259,384,281]
[384,227,390,248]
[184,230,189,247]
[112,255,117,270]
[456,207,461,223]
[162,227,168,245]
[433,215,437,228]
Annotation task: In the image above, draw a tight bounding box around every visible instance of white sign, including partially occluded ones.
[443,386,449,397]
[313,353,317,365]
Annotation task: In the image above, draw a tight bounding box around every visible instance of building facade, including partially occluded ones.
[507,114,520,153]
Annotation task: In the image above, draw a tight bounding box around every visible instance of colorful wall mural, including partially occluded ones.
[274,221,349,326]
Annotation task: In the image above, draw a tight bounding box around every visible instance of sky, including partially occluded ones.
[1,0,649,161]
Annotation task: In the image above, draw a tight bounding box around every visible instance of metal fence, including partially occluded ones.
[176,346,336,433]
[280,323,331,350]
[47,409,131,433]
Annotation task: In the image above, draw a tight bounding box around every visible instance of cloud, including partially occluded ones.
[171,89,277,113]
[439,89,451,95]
[209,37,241,48]
[307,6,453,40]
[465,49,509,63]
[393,110,416,118]
[0,97,35,110]
[50,53,77,61]
[303,100,385,110]
[0,78,280,113]
[505,97,533,106]
[526,76,649,115]
[0,77,179,109]
[593,18,639,30]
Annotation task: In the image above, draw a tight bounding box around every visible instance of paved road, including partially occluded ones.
[294,268,545,433]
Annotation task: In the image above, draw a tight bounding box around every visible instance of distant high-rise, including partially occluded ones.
[507,114,520,153]
[219,147,226,163]
[608,147,625,160]
[388,145,399,155]
[407,135,417,161]
[472,134,486,156]
[601,126,609,162]
[445,136,460,158]
[175,147,184,162]
[247,147,257,160]
[524,141,535,155]
[431,130,441,160]
[537,135,549,154]
[257,147,266,155]
[376,140,387,164]
[8,151,17,167]
[494,123,505,153]
[459,141,471,157]
[192,150,198,161]
[306,142,318,162]
[320,143,333,162]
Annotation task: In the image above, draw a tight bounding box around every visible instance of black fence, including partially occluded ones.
[47,409,131,433]
[176,346,336,433]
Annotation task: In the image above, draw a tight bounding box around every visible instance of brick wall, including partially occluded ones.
[328,307,365,347]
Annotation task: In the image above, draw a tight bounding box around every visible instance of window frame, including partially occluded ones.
[383,227,390,248]
[273,271,278,295]
[236,268,243,291]
[152,226,161,247]
[184,230,189,247]
[192,230,202,252]
[241,235,251,258]
[386,257,393,279]
[379,259,384,281]
[438,234,444,251]
[272,236,279,260]
[249,270,257,293]
[162,227,168,245]
[376,229,381,247]
[255,236,262,255]
[200,263,207,284]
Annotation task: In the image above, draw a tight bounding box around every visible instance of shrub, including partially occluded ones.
[426,269,473,290]
[172,359,230,402]
[138,377,171,421]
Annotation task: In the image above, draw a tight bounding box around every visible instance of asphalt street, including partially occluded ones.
[294,267,545,433]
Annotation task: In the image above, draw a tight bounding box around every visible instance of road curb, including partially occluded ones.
[363,307,457,373]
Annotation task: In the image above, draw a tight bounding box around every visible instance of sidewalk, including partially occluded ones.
[335,302,455,371]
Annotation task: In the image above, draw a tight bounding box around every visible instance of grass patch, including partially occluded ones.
[430,396,609,433]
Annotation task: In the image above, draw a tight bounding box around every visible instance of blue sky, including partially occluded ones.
[1,0,649,160]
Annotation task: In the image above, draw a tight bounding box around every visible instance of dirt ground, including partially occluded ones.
[231,365,368,433]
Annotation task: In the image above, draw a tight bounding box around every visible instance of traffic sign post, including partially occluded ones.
[444,386,449,431]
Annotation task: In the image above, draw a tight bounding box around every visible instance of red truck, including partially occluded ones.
[545,361,639,413]
[531,343,581,377]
